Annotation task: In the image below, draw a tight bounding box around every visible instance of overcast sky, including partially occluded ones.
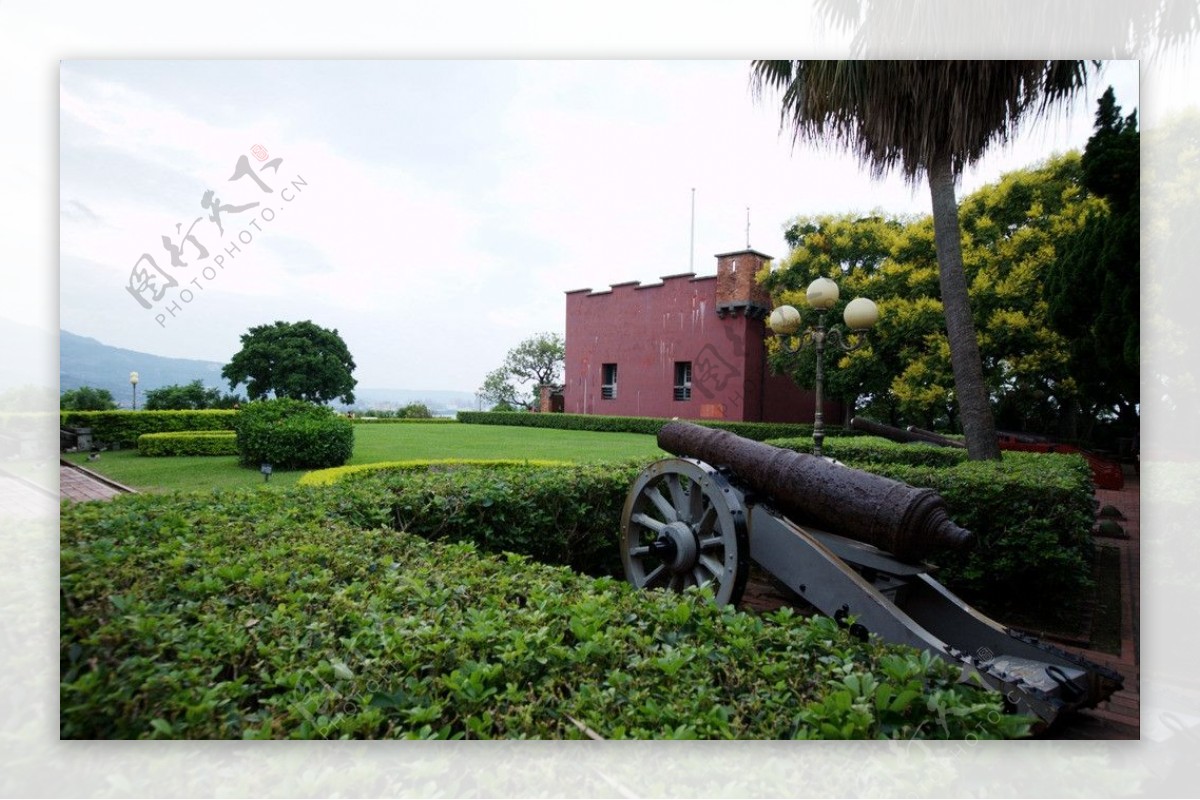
[58,59,1138,393]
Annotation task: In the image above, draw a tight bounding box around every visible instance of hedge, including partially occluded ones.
[137,431,238,457]
[61,410,237,447]
[310,446,1092,616]
[299,459,574,486]
[60,488,1026,739]
[343,461,646,576]
[349,417,458,425]
[766,435,968,468]
[768,436,1095,616]
[456,411,831,442]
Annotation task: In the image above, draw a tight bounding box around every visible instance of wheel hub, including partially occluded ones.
[653,520,698,573]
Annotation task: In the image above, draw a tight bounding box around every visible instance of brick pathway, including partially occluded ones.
[59,460,136,502]
[1051,470,1140,739]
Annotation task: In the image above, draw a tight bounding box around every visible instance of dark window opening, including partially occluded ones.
[601,363,618,400]
[674,361,692,401]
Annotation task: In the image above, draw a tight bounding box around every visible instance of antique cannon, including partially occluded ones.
[849,416,966,449]
[619,421,1123,727]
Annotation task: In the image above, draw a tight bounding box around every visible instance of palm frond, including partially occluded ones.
[751,60,1093,185]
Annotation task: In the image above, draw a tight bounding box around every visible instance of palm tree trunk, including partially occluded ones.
[928,155,1002,460]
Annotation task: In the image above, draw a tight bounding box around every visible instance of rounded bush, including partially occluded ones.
[233,398,353,470]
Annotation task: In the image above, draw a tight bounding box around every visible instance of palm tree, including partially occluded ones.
[752,60,1092,459]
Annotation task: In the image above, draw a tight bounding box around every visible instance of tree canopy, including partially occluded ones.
[1044,87,1139,436]
[60,386,118,411]
[752,60,1093,459]
[143,379,243,410]
[222,320,357,405]
[760,152,1110,438]
[477,332,564,410]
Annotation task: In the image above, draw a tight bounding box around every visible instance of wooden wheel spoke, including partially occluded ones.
[646,486,678,522]
[631,512,665,533]
[666,474,689,518]
[699,554,725,577]
[643,564,668,588]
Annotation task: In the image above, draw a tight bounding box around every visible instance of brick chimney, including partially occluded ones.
[714,249,772,319]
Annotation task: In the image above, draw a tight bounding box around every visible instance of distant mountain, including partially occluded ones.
[60,330,228,406]
[59,330,477,413]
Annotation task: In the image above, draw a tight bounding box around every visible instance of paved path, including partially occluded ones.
[1052,470,1140,739]
[59,460,136,502]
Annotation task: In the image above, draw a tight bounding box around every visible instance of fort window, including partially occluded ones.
[601,363,618,399]
[674,361,692,401]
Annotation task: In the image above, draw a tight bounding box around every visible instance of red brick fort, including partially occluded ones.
[563,249,841,423]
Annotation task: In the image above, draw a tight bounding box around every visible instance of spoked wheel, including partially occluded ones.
[620,458,750,606]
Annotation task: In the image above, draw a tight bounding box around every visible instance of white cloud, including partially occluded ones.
[57,58,1141,390]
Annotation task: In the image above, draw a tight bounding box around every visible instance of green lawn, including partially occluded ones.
[62,422,667,492]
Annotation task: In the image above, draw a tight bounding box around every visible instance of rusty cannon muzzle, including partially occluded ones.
[657,421,972,561]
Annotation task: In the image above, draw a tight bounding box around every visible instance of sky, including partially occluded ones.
[58,58,1139,394]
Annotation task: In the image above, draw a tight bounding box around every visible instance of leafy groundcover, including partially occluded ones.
[61,484,1028,740]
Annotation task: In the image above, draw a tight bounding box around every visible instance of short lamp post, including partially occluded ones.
[768,276,879,458]
[129,371,139,411]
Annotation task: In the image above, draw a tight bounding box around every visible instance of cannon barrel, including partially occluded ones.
[657,421,972,561]
[905,425,967,449]
[850,416,964,449]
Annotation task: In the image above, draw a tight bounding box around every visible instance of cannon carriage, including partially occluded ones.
[619,421,1123,728]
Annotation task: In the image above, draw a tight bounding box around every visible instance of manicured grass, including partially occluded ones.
[62,422,667,492]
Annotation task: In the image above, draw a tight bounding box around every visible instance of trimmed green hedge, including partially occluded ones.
[61,410,237,447]
[349,417,457,425]
[234,399,354,470]
[299,459,574,486]
[311,449,1093,615]
[768,437,1095,615]
[456,411,829,441]
[137,431,238,457]
[348,461,645,575]
[766,435,968,468]
[60,488,1026,739]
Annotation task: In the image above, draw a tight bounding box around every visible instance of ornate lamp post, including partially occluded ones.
[129,371,140,411]
[768,277,879,457]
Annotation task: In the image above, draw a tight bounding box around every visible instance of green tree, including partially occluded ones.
[479,367,527,411]
[60,386,118,411]
[761,153,1103,436]
[1045,87,1139,438]
[479,333,565,410]
[222,320,357,405]
[752,60,1093,459]
[503,332,565,388]
[759,213,911,423]
[143,379,243,410]
[398,402,434,419]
